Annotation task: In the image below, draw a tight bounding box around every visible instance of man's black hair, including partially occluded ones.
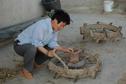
[51,9,70,25]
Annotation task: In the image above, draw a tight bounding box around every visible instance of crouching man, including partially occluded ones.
[13,9,72,79]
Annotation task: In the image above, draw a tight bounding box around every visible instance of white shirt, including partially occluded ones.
[16,18,59,48]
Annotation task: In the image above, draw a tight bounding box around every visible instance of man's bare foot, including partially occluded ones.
[19,68,33,80]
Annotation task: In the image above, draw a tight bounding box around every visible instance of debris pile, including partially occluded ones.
[0,68,18,83]
[80,22,123,43]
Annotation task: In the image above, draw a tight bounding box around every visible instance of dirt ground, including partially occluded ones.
[0,12,126,84]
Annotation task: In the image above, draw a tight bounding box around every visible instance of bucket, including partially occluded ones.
[104,0,114,12]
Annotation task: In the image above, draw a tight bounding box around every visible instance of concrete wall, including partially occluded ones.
[61,0,103,13]
[114,0,126,12]
[0,0,103,28]
[0,0,42,28]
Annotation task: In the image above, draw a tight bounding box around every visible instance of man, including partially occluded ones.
[13,9,72,80]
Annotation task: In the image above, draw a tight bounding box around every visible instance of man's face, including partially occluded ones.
[52,19,66,32]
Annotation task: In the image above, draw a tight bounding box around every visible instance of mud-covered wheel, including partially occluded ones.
[48,49,102,79]
[80,22,123,43]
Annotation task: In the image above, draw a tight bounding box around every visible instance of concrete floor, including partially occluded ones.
[0,12,126,84]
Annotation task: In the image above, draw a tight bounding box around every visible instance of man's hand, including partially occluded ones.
[65,48,74,53]
[55,46,73,53]
[47,49,56,57]
[67,48,74,53]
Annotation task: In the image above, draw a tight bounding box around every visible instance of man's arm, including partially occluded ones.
[38,46,55,57]
[38,47,48,55]
[48,32,59,48]
[55,46,73,53]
